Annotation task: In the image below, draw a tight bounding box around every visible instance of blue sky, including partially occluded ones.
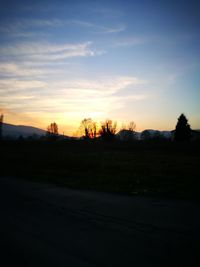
[0,0,200,134]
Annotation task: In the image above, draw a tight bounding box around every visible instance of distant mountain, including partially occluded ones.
[117,129,173,140]
[2,123,46,139]
[140,129,173,139]
[117,129,200,141]
[191,129,200,140]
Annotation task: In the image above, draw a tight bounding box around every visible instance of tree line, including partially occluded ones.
[45,114,193,142]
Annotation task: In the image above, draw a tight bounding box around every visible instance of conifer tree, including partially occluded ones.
[174,114,191,141]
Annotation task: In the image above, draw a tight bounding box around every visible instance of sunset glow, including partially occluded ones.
[0,0,200,135]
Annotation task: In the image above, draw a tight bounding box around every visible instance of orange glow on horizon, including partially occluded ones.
[2,113,177,137]
[3,107,199,137]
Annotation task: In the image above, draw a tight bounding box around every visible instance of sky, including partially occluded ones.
[0,0,200,135]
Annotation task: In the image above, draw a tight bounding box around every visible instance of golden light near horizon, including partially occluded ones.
[1,75,149,135]
[0,0,200,134]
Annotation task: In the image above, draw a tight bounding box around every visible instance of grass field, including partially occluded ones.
[1,139,200,199]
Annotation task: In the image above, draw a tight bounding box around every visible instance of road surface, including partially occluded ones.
[0,177,199,266]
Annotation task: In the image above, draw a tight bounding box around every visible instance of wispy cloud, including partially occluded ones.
[0,62,77,79]
[0,76,146,115]
[0,19,64,33]
[0,63,47,77]
[0,18,126,38]
[69,19,126,34]
[0,41,104,63]
[0,79,46,92]
[50,76,144,93]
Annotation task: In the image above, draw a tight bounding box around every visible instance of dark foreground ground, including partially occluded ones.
[1,140,200,198]
[0,177,199,267]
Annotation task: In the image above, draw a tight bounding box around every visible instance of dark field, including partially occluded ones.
[1,140,200,199]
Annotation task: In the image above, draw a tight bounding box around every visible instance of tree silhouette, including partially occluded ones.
[174,114,191,141]
[127,121,136,132]
[79,118,97,139]
[47,122,59,136]
[99,119,117,141]
[119,121,136,141]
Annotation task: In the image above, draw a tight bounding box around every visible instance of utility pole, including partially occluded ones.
[0,114,3,140]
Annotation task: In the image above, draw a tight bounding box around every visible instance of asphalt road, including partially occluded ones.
[0,177,199,267]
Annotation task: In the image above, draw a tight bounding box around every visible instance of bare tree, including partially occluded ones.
[119,121,136,141]
[91,121,97,139]
[79,118,97,139]
[47,122,59,136]
[127,121,136,132]
[99,119,117,141]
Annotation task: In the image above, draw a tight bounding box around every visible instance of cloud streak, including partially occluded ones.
[0,76,146,118]
[0,63,48,77]
[69,20,126,34]
[0,41,104,63]
[0,18,126,38]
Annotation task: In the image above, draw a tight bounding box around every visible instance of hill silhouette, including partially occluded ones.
[2,123,46,138]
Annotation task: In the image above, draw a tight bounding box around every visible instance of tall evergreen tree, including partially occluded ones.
[174,114,191,141]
